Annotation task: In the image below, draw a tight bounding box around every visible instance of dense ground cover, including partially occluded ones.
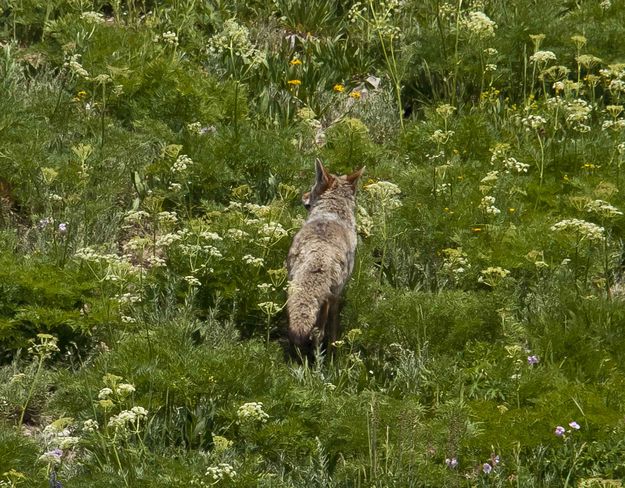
[2,0,625,486]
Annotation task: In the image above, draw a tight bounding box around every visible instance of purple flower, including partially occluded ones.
[58,222,68,234]
[527,355,539,365]
[483,463,492,474]
[569,421,580,430]
[445,457,458,469]
[555,425,566,436]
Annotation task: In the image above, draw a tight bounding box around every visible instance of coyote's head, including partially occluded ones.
[301,159,365,211]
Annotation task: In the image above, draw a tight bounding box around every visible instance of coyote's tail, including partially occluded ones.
[287,283,324,351]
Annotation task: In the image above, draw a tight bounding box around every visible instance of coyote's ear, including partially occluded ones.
[315,158,332,185]
[346,166,365,191]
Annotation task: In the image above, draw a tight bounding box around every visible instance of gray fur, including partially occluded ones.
[286,160,364,358]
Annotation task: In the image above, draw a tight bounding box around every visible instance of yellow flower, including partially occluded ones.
[508,208,516,213]
[333,83,345,93]
[472,227,482,233]
[287,79,302,86]
[290,58,302,66]
[349,90,361,99]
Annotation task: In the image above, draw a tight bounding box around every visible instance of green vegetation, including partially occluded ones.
[2,0,625,485]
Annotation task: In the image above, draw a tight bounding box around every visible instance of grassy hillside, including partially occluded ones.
[2,0,625,486]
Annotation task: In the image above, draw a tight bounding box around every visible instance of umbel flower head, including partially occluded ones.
[551,218,604,241]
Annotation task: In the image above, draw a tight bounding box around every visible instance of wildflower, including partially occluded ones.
[601,0,611,9]
[38,217,53,229]
[83,419,99,432]
[503,157,530,174]
[333,83,345,92]
[445,457,458,468]
[287,79,302,86]
[481,170,499,185]
[529,34,546,50]
[58,222,68,234]
[364,181,402,209]
[483,462,493,474]
[39,448,63,465]
[479,195,501,215]
[527,355,539,365]
[207,19,265,69]
[430,129,454,145]
[237,402,269,424]
[290,57,302,65]
[184,275,201,287]
[206,463,237,481]
[569,421,580,430]
[555,425,566,436]
[522,114,547,130]
[461,11,497,38]
[80,11,105,23]
[436,103,456,119]
[571,34,587,49]
[64,53,90,78]
[349,90,362,99]
[530,50,557,64]
[242,255,264,266]
[98,387,113,399]
[131,406,148,417]
[117,383,136,396]
[479,267,510,287]
[550,218,604,241]
[585,199,623,218]
[172,154,192,173]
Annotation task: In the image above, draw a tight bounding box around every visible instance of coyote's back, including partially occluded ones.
[286,159,364,360]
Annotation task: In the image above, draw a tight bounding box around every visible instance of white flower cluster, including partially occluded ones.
[602,119,625,131]
[156,233,182,247]
[207,19,265,68]
[205,463,237,481]
[503,157,530,174]
[259,222,288,242]
[172,154,193,173]
[585,199,623,218]
[364,181,402,209]
[490,143,511,164]
[245,203,272,218]
[80,11,105,23]
[430,129,455,145]
[530,50,557,64]
[564,98,592,125]
[98,382,135,399]
[609,79,625,94]
[154,31,179,46]
[481,170,499,185]
[461,11,497,38]
[522,114,547,130]
[158,211,179,224]
[242,254,264,266]
[64,54,90,78]
[107,406,148,431]
[227,228,249,240]
[82,419,100,432]
[237,401,269,424]
[479,195,501,215]
[200,231,222,241]
[550,218,605,241]
[442,248,470,276]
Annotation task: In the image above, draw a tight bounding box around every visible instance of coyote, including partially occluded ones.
[286,159,364,360]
